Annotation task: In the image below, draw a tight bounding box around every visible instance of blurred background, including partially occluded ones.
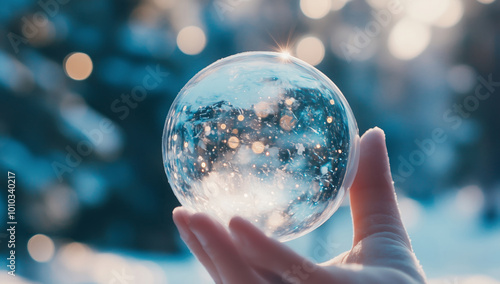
[0,0,499,283]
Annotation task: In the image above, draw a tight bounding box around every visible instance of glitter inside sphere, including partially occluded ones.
[163,52,359,242]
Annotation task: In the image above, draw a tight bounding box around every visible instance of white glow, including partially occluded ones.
[252,141,265,154]
[388,19,431,60]
[296,36,325,66]
[435,0,464,28]
[280,50,291,60]
[177,26,206,55]
[254,101,274,118]
[300,0,332,19]
[28,234,55,262]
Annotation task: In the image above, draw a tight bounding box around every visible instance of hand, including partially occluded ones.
[172,127,427,284]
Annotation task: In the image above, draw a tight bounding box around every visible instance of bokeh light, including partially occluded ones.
[447,64,476,93]
[22,17,55,47]
[455,185,485,217]
[177,26,207,55]
[295,36,325,66]
[406,0,451,25]
[388,19,431,60]
[331,0,349,11]
[28,234,55,263]
[64,52,93,81]
[434,0,464,28]
[365,0,392,9]
[300,0,332,19]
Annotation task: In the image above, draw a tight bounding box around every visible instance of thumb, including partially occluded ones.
[349,127,410,247]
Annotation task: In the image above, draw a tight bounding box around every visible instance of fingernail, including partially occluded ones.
[370,127,385,138]
[374,126,385,137]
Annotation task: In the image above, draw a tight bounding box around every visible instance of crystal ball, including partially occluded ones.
[163,52,359,242]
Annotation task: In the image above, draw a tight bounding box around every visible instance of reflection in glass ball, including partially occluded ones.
[163,52,359,242]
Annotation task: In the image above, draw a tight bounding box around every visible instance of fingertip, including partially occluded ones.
[229,216,270,239]
[172,206,184,214]
[360,127,386,149]
[172,206,188,217]
[229,216,251,232]
[372,126,385,138]
[229,215,246,225]
[172,207,192,226]
[172,210,225,284]
[350,127,410,245]
[355,126,392,188]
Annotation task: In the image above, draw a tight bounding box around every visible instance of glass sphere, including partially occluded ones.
[163,52,359,242]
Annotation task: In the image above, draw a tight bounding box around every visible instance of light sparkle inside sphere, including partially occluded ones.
[163,52,359,242]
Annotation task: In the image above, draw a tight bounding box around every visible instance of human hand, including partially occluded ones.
[172,127,427,284]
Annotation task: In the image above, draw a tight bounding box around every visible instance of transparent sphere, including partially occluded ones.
[163,52,359,242]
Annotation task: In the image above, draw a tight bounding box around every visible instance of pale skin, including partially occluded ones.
[173,127,427,284]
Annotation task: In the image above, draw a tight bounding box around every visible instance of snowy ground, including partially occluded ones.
[1,188,499,283]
